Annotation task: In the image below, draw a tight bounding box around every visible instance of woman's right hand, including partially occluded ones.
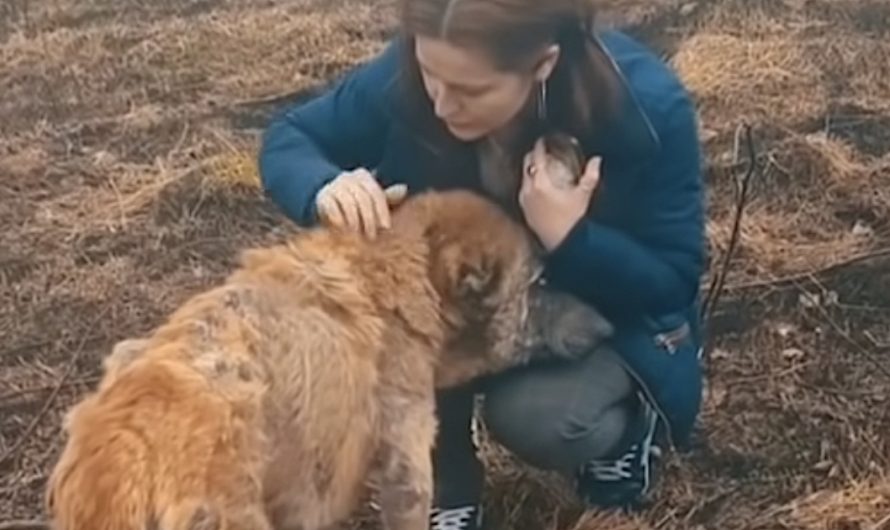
[315,168,409,238]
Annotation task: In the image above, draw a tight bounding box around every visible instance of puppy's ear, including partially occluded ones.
[456,260,499,299]
[457,264,489,297]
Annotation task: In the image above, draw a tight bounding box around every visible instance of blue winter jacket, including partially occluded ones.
[258,29,707,450]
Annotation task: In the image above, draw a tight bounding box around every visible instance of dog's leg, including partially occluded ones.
[376,394,437,530]
[225,507,274,530]
[162,500,273,530]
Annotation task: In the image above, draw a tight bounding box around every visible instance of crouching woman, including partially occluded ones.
[258,0,707,527]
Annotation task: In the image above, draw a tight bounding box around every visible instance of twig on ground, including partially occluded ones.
[724,247,890,292]
[230,86,323,109]
[0,376,100,403]
[0,307,110,469]
[0,520,47,530]
[681,487,737,527]
[795,277,890,383]
[0,335,105,361]
[870,511,890,530]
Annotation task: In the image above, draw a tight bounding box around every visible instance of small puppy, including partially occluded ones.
[540,131,586,188]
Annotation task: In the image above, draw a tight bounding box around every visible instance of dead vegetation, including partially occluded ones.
[2,0,890,528]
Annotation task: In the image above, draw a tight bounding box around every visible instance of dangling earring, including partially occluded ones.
[536,78,548,124]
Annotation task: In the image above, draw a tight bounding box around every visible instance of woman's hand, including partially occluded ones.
[315,169,408,238]
[519,138,602,251]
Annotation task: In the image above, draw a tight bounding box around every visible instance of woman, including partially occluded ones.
[259,0,706,528]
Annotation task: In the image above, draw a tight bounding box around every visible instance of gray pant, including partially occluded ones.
[432,345,640,506]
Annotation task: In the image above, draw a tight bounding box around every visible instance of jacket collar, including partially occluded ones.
[586,30,662,165]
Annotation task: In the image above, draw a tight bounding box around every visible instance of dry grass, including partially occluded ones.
[672,0,890,134]
[673,32,828,133]
[2,0,890,528]
[670,0,890,286]
[0,1,393,135]
[770,479,890,530]
[706,132,890,282]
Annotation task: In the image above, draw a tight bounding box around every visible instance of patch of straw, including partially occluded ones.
[706,131,889,281]
[206,131,261,190]
[778,478,890,529]
[566,510,653,530]
[672,32,826,134]
[812,34,890,113]
[0,3,392,131]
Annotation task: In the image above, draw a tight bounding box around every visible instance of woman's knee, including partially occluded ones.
[480,361,635,473]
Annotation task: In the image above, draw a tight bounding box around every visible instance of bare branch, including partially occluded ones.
[0,307,111,468]
[701,123,757,368]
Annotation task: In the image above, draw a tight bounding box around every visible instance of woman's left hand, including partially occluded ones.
[519,138,602,251]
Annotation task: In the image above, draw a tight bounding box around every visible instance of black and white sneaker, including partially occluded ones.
[430,504,483,530]
[574,395,662,511]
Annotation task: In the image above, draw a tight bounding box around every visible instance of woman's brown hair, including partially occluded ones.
[396,0,621,151]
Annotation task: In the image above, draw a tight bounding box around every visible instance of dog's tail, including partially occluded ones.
[46,362,272,530]
[46,397,156,530]
[45,406,236,530]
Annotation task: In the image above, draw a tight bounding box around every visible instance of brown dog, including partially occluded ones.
[45,189,612,530]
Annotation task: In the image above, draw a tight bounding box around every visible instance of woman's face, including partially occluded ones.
[414,35,557,142]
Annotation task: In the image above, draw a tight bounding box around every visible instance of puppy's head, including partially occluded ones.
[400,190,612,386]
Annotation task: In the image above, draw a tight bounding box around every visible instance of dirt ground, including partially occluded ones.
[1,0,889,528]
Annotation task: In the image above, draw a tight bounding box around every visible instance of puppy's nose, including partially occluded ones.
[546,295,613,358]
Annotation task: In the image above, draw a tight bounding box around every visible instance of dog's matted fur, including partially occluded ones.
[46,189,612,530]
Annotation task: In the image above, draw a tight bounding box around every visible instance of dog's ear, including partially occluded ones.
[103,337,149,379]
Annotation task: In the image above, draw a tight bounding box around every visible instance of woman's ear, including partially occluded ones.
[534,43,561,82]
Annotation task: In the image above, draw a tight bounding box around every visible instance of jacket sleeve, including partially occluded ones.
[544,95,706,320]
[258,40,402,226]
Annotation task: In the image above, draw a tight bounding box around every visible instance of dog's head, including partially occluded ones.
[394,189,612,387]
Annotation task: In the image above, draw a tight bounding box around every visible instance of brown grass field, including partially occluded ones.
[1,0,889,528]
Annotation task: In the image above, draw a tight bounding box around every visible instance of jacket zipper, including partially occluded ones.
[653,322,690,356]
[608,353,676,450]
